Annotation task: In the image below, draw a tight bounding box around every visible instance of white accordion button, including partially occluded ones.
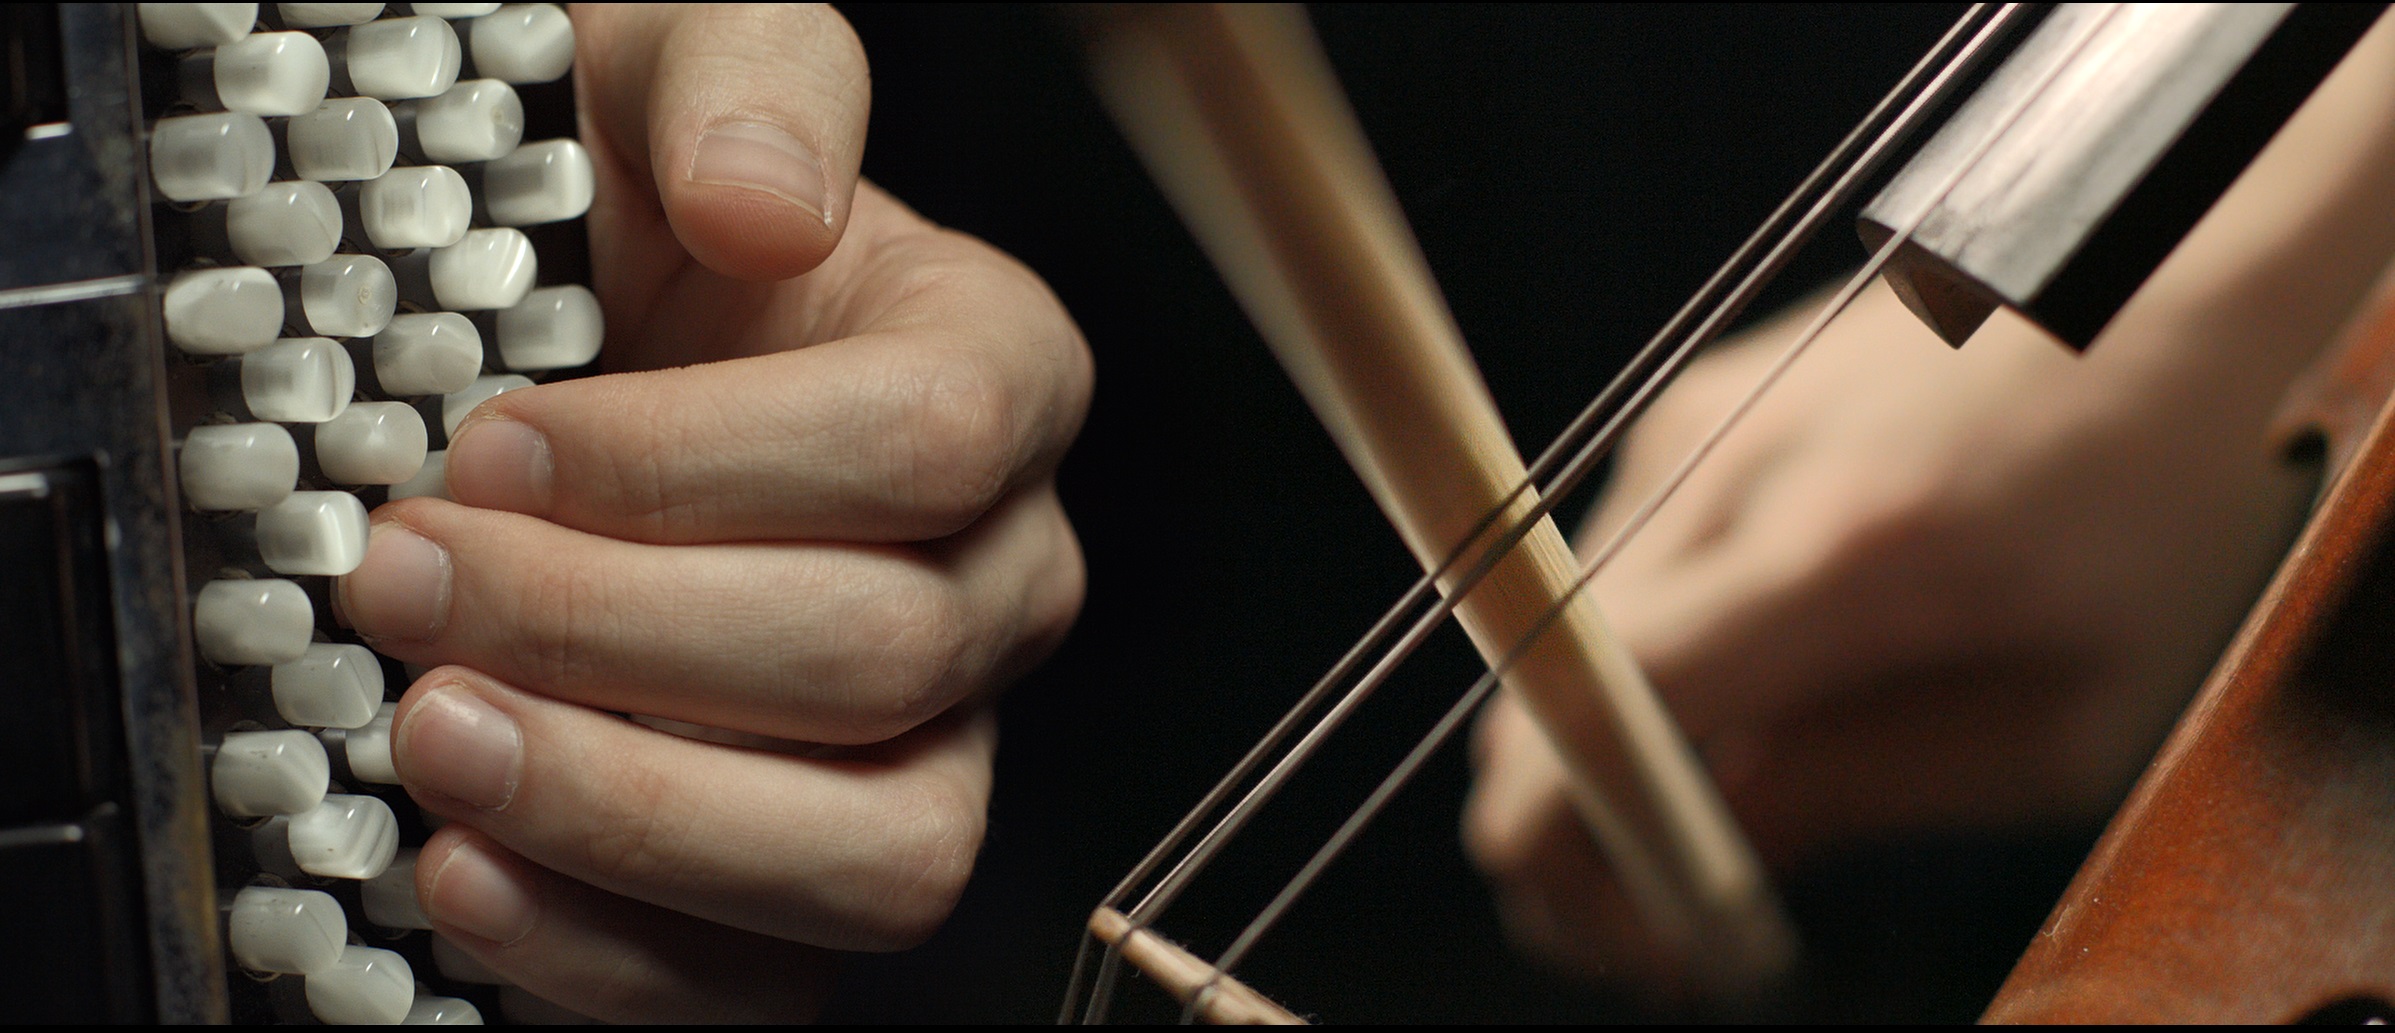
[211,729,330,817]
[316,400,428,484]
[429,228,536,311]
[226,886,346,975]
[296,253,397,337]
[415,3,500,16]
[272,642,386,729]
[138,3,256,50]
[306,945,416,1025]
[287,793,401,879]
[466,4,572,84]
[276,2,381,27]
[343,701,400,783]
[405,995,486,1024]
[373,311,483,396]
[194,578,313,666]
[442,374,532,437]
[209,30,329,117]
[285,96,399,182]
[410,79,523,163]
[496,284,602,371]
[344,15,462,100]
[180,423,298,511]
[241,337,356,423]
[163,266,283,356]
[481,137,592,226]
[150,112,274,202]
[363,847,431,929]
[256,490,370,576]
[361,165,471,249]
[388,449,449,501]
[225,180,342,267]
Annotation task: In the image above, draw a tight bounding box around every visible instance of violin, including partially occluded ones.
[828,4,2395,1021]
[1049,1,2395,1023]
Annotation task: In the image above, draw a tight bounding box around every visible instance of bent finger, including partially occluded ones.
[447,209,1094,545]
[396,670,998,951]
[340,488,1083,743]
[1463,696,1671,986]
[416,827,835,1023]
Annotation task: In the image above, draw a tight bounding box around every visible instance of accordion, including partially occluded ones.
[1,3,597,1022]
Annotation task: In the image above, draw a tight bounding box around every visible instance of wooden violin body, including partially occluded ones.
[1986,258,2395,1024]
[832,5,2395,1020]
[1054,2,2395,1020]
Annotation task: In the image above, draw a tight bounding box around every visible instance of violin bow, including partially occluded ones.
[1065,3,1970,1018]
[1062,1,2021,1019]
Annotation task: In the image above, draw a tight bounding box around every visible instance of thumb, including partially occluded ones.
[578,4,869,281]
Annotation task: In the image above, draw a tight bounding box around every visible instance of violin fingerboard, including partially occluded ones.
[0,3,599,1022]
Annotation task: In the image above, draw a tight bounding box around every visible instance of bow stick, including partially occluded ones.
[1079,3,1793,1011]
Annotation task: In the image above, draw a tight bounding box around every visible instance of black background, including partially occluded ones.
[820,5,2094,1023]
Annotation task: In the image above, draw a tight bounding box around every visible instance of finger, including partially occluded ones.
[575,4,868,280]
[395,669,998,951]
[446,203,1095,545]
[1461,696,1665,987]
[339,487,1083,743]
[1707,666,2158,860]
[415,827,835,1023]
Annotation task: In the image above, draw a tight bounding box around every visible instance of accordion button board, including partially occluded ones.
[0,3,599,1021]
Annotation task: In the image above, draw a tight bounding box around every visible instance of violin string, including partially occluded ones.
[1068,3,2026,1023]
[1185,3,2125,1012]
[1065,541,1453,1023]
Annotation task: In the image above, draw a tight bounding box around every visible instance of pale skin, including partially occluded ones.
[1464,19,2395,986]
[334,6,1091,1021]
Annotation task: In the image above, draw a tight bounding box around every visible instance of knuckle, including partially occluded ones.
[841,585,972,741]
[1033,509,1090,646]
[846,777,984,950]
[1791,469,1988,647]
[573,761,696,890]
[900,347,1015,529]
[886,343,1020,535]
[857,235,1092,537]
[508,552,613,692]
[1813,472,1965,586]
[579,378,689,541]
[1459,794,1542,888]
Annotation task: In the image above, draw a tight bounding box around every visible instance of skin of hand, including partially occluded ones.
[332,6,1092,1021]
[1461,18,2395,986]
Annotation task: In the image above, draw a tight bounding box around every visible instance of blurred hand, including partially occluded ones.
[1462,18,2395,984]
[335,5,1091,1020]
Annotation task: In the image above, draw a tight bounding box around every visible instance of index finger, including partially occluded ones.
[443,186,1094,544]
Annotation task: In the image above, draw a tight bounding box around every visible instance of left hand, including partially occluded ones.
[335,6,1092,1020]
[1460,16,2395,987]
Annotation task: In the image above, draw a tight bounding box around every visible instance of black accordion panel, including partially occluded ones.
[0,3,596,1022]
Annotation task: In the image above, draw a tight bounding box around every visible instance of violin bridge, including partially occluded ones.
[1086,908,1308,1025]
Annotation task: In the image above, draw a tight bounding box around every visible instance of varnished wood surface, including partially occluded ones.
[1988,298,2395,1023]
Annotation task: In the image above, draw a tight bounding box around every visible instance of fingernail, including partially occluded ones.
[689,121,829,226]
[424,839,537,945]
[339,524,451,642]
[398,682,522,810]
[447,418,553,515]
